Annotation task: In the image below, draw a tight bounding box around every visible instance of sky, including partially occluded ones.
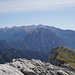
[0,0,75,30]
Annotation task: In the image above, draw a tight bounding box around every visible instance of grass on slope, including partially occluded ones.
[57,48,75,68]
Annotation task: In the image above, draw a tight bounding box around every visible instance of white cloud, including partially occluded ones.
[0,0,75,13]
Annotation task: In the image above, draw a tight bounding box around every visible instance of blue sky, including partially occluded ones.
[0,0,75,30]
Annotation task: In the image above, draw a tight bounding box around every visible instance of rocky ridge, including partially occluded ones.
[48,46,75,73]
[0,58,75,75]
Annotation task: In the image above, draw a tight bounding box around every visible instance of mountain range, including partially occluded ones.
[9,28,65,53]
[0,25,75,63]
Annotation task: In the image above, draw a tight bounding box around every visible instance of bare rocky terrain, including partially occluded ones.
[0,58,75,75]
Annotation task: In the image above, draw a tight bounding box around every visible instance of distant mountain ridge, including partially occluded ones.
[10,28,66,53]
[0,25,75,53]
[0,25,36,42]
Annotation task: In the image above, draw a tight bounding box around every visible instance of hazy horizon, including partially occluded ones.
[0,24,75,31]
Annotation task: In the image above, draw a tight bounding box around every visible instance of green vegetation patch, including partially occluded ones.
[57,48,75,68]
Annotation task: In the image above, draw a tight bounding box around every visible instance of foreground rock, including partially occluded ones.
[0,58,75,75]
[0,64,24,75]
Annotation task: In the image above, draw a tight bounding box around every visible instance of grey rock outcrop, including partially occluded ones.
[48,46,66,66]
[0,58,75,75]
[0,64,24,75]
[48,46,75,73]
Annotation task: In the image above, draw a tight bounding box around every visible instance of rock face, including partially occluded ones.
[0,64,24,75]
[0,58,75,75]
[48,46,75,72]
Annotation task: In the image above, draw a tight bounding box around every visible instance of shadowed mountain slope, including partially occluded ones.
[0,48,48,64]
[10,28,66,53]
[0,40,10,51]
